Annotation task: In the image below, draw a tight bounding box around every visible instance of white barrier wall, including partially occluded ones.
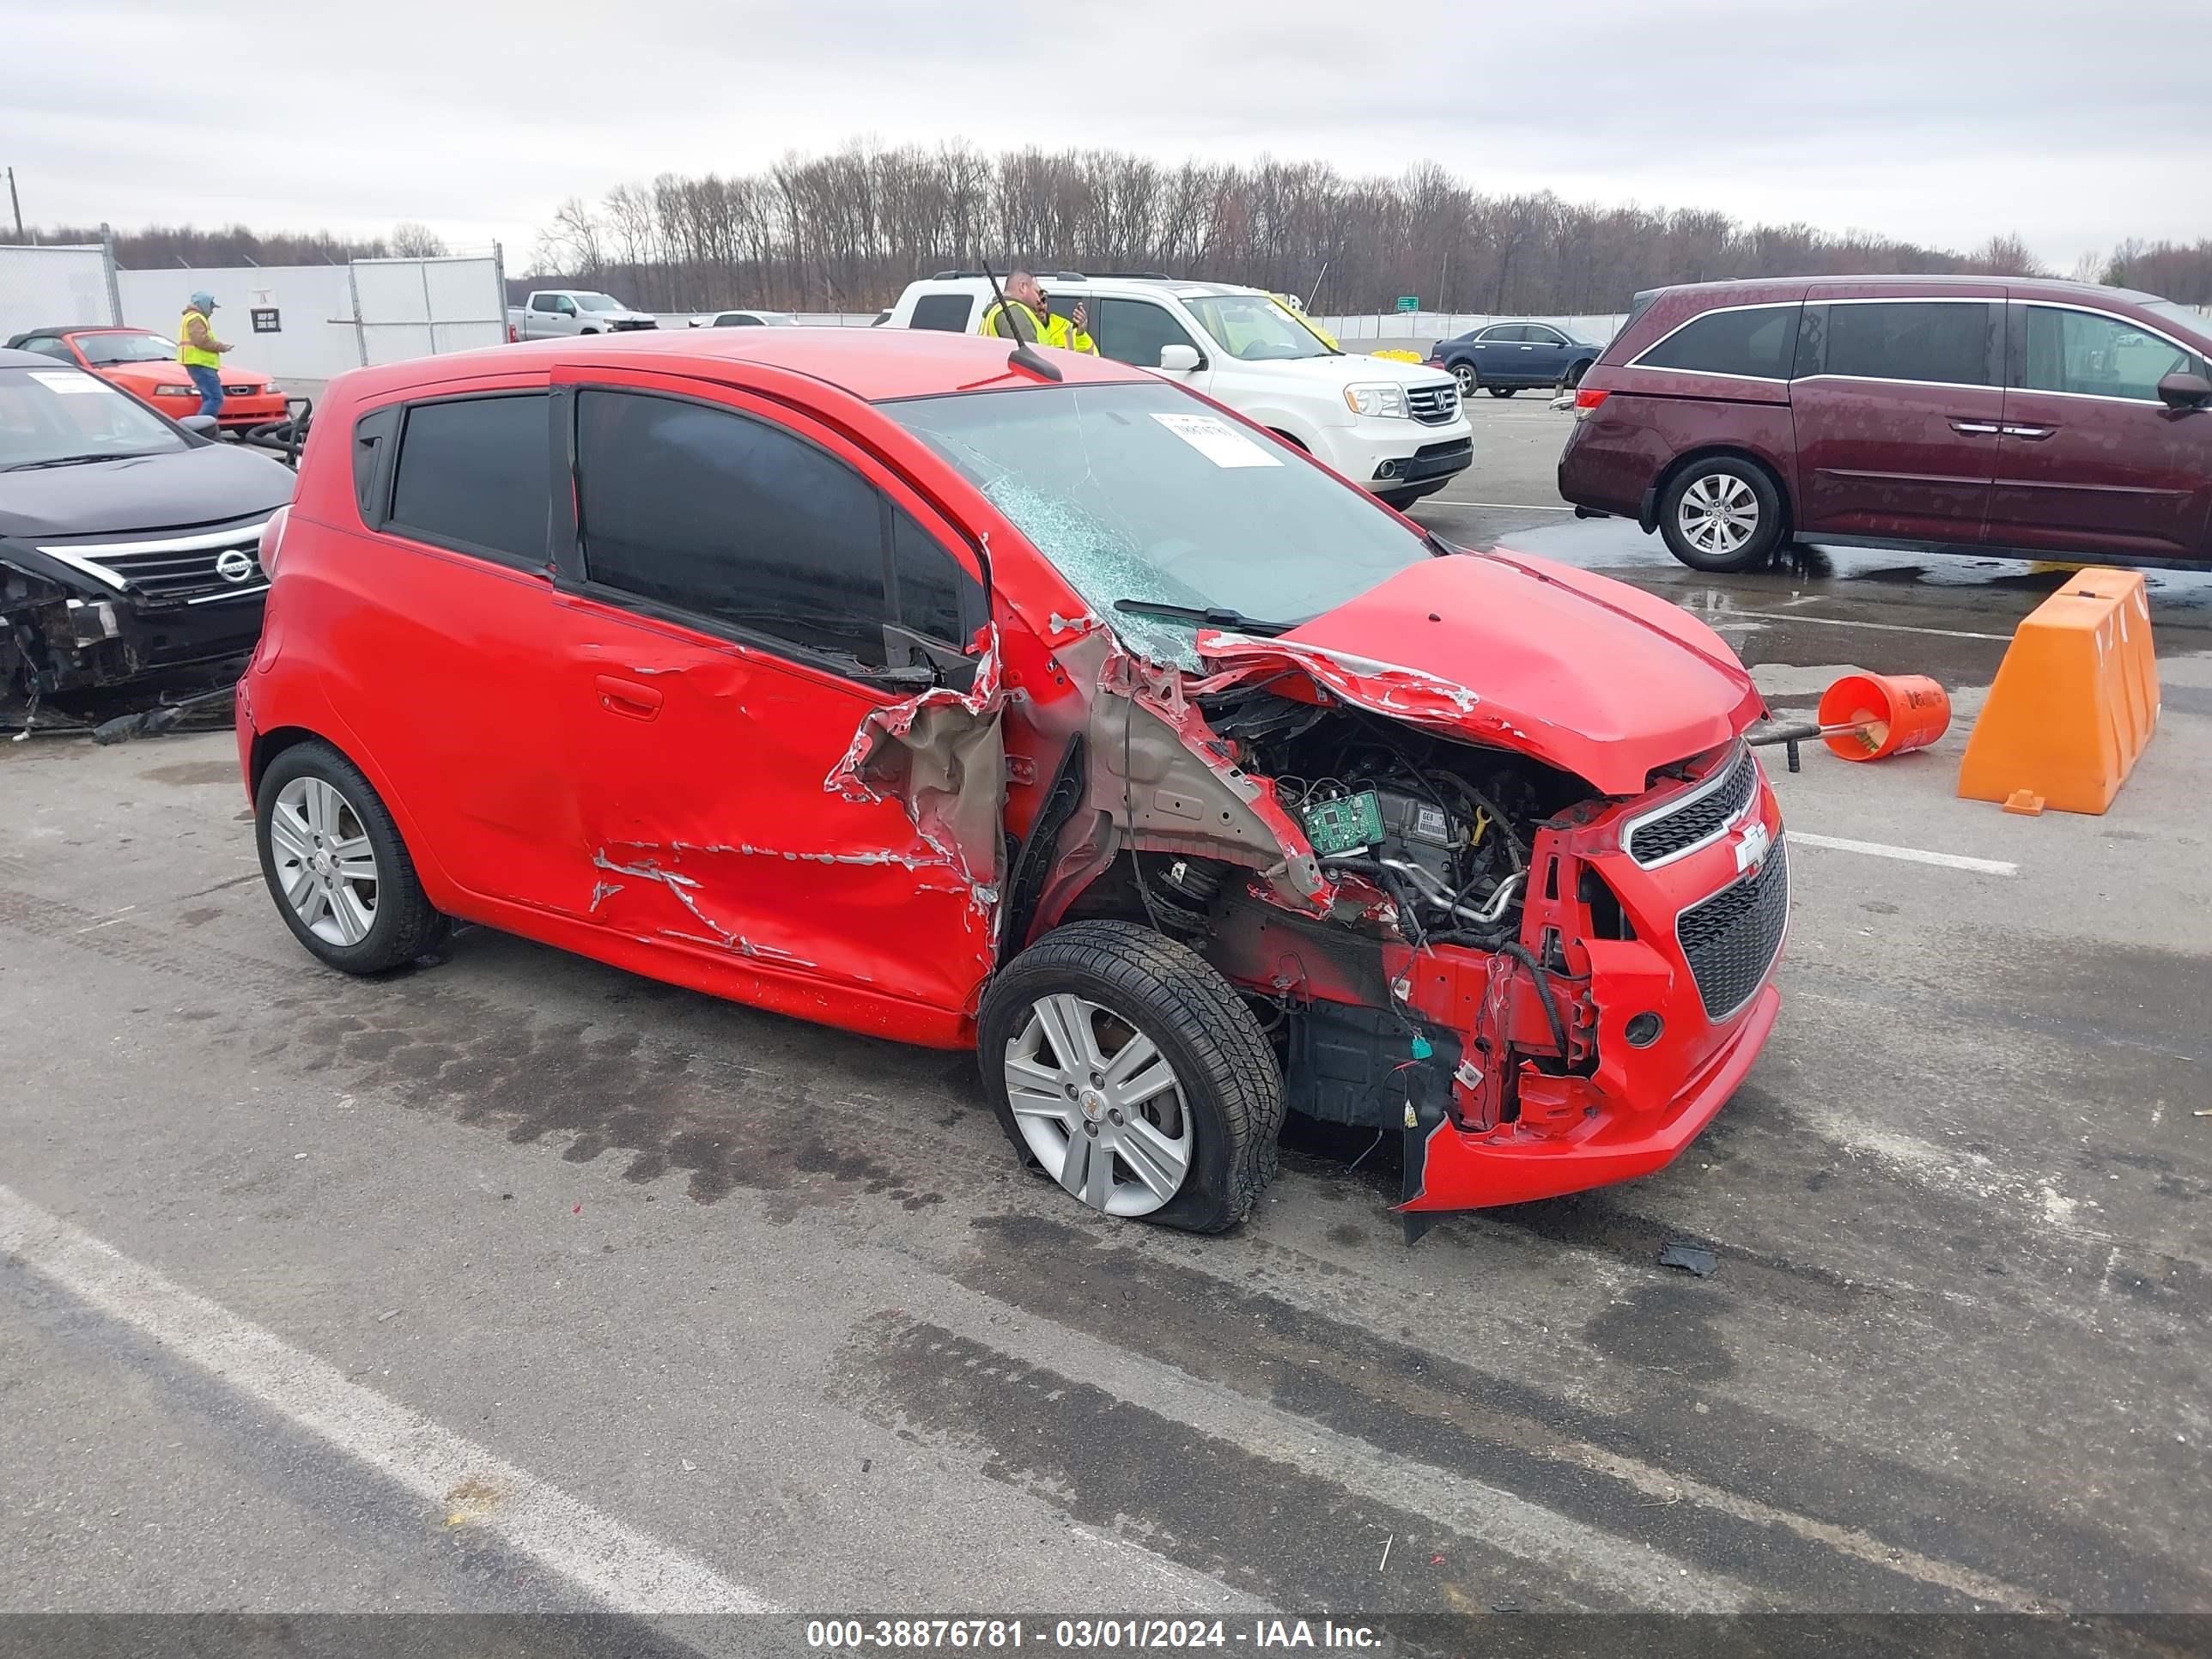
[351,256,507,365]
[118,264,358,381]
[117,255,505,381]
[0,245,118,339]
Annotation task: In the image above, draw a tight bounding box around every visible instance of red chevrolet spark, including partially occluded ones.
[238,328,1787,1235]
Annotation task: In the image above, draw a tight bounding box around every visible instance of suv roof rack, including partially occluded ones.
[927,269,1091,282]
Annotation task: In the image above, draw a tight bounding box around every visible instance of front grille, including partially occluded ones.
[1407,380,1460,424]
[1626,744,1760,866]
[222,385,257,395]
[610,319,659,331]
[45,520,270,603]
[1675,843,1790,1020]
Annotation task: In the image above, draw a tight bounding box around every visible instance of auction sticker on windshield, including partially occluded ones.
[1151,412,1281,469]
[28,372,114,396]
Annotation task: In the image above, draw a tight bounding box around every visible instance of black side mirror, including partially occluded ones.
[179,414,219,436]
[2156,371,2211,411]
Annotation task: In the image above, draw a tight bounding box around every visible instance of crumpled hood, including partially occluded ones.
[0,443,295,540]
[1195,550,1762,797]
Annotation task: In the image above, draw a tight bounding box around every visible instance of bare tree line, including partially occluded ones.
[520,143,2212,314]
[26,222,450,268]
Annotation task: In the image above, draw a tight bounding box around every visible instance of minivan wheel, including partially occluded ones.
[1451,362,1477,397]
[1659,457,1785,572]
[978,921,1283,1233]
[256,740,447,974]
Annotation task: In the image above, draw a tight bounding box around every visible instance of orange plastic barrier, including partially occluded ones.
[1957,568,2159,816]
[1817,672,1952,761]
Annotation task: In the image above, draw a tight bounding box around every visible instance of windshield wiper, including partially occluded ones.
[4,453,125,471]
[1112,599,1295,636]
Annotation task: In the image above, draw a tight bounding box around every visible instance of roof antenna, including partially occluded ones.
[981,258,1062,383]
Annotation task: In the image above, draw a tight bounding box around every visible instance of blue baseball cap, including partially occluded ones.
[189,291,216,309]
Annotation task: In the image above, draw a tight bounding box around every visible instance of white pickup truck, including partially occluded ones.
[506,289,660,340]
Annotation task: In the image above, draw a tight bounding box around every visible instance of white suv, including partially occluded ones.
[883,273,1474,509]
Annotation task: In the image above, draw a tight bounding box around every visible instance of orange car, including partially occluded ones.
[3,325,289,433]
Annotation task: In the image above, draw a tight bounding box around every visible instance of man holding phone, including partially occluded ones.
[979,270,1097,355]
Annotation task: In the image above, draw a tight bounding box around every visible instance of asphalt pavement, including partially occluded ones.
[3,396,2209,1648]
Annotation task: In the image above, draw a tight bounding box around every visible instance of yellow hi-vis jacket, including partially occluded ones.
[978,299,1097,355]
[178,311,222,368]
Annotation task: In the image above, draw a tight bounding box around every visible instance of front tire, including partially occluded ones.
[256,740,447,974]
[1450,362,1477,398]
[1565,360,1592,388]
[1658,456,1786,572]
[979,921,1283,1233]
[1488,386,1516,398]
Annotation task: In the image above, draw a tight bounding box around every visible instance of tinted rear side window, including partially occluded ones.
[1637,305,1798,380]
[388,394,550,563]
[1812,301,1996,386]
[910,294,975,332]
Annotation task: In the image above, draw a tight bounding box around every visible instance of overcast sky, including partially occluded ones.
[9,0,2207,272]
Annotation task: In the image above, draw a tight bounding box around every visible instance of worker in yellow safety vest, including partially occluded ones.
[176,291,233,418]
[978,270,1097,355]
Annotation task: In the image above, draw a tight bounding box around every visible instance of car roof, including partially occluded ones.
[4,325,148,343]
[344,325,1158,404]
[1652,273,2172,307]
[905,272,1266,301]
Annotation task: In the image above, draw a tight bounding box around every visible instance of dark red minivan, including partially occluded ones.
[1558,276,2212,571]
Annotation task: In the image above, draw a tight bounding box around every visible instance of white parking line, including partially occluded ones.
[1786,831,2018,876]
[0,1182,775,1615]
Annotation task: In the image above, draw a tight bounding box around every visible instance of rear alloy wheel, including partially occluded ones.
[1451,362,1477,398]
[1488,386,1516,398]
[257,741,447,974]
[980,921,1282,1232]
[1658,457,1785,572]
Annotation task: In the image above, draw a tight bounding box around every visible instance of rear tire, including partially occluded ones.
[1658,456,1786,572]
[1488,386,1516,398]
[978,921,1283,1234]
[256,740,447,975]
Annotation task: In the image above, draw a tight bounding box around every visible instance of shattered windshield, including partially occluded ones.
[887,381,1431,667]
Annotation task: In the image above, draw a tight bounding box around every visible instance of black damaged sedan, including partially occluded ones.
[1,347,295,715]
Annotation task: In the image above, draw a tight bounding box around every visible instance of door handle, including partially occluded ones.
[594,674,664,720]
[2002,424,2055,440]
[1948,419,2002,435]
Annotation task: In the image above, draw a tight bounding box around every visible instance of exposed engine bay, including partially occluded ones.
[1196,684,1591,949]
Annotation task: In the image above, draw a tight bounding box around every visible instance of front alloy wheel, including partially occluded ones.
[1003,994,1192,1217]
[1451,362,1477,397]
[979,921,1283,1233]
